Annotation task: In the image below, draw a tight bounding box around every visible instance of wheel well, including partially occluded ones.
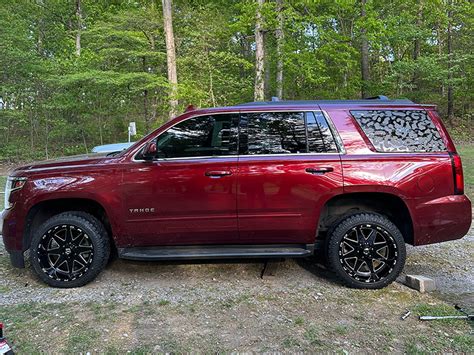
[318,193,414,245]
[24,198,114,250]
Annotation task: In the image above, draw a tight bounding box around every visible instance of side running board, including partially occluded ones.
[118,244,315,261]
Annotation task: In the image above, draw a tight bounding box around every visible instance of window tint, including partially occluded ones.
[156,114,238,158]
[351,110,446,152]
[245,112,307,155]
[241,111,338,155]
[306,111,338,153]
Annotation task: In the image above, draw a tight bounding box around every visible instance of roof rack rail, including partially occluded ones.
[235,98,415,106]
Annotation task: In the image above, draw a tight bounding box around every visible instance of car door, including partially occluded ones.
[237,110,344,244]
[121,113,239,246]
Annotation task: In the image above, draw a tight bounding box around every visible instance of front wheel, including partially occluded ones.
[326,212,406,289]
[30,211,110,288]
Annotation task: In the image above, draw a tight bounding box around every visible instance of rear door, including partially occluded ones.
[237,110,344,244]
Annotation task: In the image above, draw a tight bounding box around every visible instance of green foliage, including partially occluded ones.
[0,0,472,162]
[457,143,474,199]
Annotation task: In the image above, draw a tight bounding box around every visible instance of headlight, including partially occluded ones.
[4,177,27,210]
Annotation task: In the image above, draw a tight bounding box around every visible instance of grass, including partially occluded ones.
[0,290,473,353]
[458,144,474,199]
[303,325,324,347]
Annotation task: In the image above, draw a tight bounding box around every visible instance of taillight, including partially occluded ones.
[451,153,464,195]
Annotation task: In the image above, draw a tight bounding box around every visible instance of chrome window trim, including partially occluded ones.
[133,109,343,162]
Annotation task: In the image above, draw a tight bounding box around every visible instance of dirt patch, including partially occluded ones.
[0,163,17,176]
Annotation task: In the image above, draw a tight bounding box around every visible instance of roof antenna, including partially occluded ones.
[271,96,280,102]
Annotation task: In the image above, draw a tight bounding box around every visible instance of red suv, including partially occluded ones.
[1,98,471,288]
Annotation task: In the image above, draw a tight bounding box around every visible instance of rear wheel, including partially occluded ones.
[326,212,406,289]
[30,211,110,288]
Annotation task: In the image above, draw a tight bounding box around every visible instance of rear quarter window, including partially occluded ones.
[351,110,446,153]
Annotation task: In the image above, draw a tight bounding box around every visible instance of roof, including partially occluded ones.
[236,97,415,107]
[183,96,422,116]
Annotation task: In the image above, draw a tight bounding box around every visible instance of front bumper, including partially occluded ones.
[1,208,26,268]
[0,209,5,235]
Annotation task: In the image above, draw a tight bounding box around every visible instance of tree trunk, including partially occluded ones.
[360,0,370,98]
[412,0,422,91]
[162,0,178,120]
[447,0,454,121]
[254,0,265,101]
[437,23,445,96]
[205,49,217,107]
[275,0,284,99]
[75,0,82,56]
[413,1,422,61]
[37,0,44,56]
[264,37,270,100]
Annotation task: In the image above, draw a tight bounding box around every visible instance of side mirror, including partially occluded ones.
[142,141,158,160]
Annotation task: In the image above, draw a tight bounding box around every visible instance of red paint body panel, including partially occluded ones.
[237,154,343,244]
[121,157,239,246]
[2,102,471,257]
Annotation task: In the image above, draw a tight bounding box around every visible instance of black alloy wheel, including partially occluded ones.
[326,212,406,289]
[339,223,398,283]
[30,212,110,288]
[37,224,94,282]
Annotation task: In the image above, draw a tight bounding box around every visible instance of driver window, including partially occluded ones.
[156,114,238,158]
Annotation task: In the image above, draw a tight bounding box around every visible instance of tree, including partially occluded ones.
[360,0,370,98]
[0,0,472,162]
[162,0,178,120]
[254,0,265,101]
[75,0,82,56]
[447,0,454,121]
[275,0,284,99]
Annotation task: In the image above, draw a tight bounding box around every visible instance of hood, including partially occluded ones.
[10,153,112,176]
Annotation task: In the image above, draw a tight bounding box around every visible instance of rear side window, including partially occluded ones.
[351,110,446,152]
[240,111,338,155]
[244,112,307,154]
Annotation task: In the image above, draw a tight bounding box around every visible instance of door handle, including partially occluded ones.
[205,170,232,178]
[305,167,334,175]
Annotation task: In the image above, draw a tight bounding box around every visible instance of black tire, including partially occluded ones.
[30,211,110,288]
[326,212,406,289]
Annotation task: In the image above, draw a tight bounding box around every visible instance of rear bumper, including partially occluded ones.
[411,194,472,245]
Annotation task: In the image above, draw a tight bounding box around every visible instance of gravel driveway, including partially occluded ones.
[0,224,472,352]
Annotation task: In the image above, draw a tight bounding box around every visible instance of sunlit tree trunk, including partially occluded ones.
[254,0,265,101]
[275,0,284,99]
[412,0,422,91]
[447,0,454,121]
[162,0,178,120]
[360,0,370,98]
[75,0,82,56]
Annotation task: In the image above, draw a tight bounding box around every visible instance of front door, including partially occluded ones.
[237,110,343,244]
[122,113,239,246]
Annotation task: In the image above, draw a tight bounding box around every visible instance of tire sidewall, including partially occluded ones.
[30,212,109,288]
[327,213,406,289]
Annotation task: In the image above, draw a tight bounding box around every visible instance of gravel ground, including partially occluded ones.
[1,225,472,308]
[0,224,473,352]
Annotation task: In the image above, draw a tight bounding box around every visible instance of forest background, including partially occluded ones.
[0,0,472,161]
